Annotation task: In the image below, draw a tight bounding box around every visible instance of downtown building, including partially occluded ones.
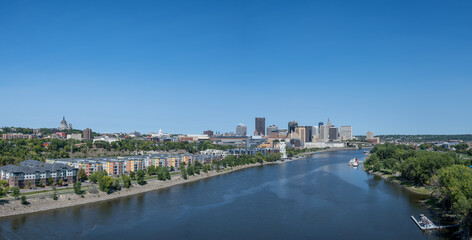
[340,126,353,140]
[255,117,265,136]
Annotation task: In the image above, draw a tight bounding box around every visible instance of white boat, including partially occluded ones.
[349,158,360,167]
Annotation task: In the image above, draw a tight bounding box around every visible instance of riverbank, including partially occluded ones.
[363,167,433,196]
[0,163,263,218]
[0,147,352,218]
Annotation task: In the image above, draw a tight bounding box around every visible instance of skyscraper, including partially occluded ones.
[340,126,352,140]
[266,125,278,136]
[329,127,339,141]
[288,121,298,134]
[236,123,247,136]
[295,126,306,143]
[304,126,313,142]
[319,125,329,142]
[83,128,92,140]
[255,117,265,136]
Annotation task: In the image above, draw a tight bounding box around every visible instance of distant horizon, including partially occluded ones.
[1,1,471,135]
[1,120,471,137]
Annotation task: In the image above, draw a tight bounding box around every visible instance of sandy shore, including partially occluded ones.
[0,148,355,218]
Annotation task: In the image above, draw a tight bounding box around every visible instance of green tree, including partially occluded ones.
[122,175,132,189]
[52,186,59,200]
[78,168,87,181]
[73,181,82,195]
[89,171,107,183]
[147,165,156,176]
[181,167,188,180]
[47,177,54,186]
[136,170,146,185]
[58,179,63,186]
[114,179,122,191]
[129,171,136,180]
[187,166,194,176]
[164,168,171,180]
[0,180,8,188]
[20,195,27,205]
[98,176,114,193]
[11,186,20,199]
[0,187,4,198]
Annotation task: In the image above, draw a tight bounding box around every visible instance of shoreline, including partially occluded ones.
[0,147,354,218]
[0,163,263,218]
[362,167,433,196]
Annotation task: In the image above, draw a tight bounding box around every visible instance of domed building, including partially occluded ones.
[59,116,72,130]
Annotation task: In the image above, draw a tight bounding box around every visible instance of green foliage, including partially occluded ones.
[58,179,63,186]
[365,143,461,185]
[0,180,8,188]
[73,181,82,195]
[20,195,27,205]
[98,176,114,193]
[0,138,233,167]
[89,171,107,184]
[52,186,58,200]
[435,165,472,222]
[147,165,157,176]
[187,166,194,176]
[47,177,53,186]
[136,170,146,185]
[0,187,4,198]
[181,167,188,180]
[129,171,136,180]
[78,168,87,181]
[11,186,20,199]
[122,175,132,189]
[114,179,122,191]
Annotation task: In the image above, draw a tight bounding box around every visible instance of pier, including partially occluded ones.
[411,215,460,231]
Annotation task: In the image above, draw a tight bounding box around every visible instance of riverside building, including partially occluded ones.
[0,160,78,188]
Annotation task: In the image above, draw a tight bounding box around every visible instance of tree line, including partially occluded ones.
[364,143,472,234]
[0,138,234,166]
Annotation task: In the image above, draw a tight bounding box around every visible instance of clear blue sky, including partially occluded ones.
[1,0,471,135]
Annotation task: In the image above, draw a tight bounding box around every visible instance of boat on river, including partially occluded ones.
[349,158,361,167]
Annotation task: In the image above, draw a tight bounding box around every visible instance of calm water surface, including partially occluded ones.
[0,150,453,239]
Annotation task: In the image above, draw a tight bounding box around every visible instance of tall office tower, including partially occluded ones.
[203,130,214,137]
[327,118,332,128]
[295,126,307,143]
[255,117,266,136]
[329,127,339,141]
[304,126,313,142]
[340,126,352,140]
[266,125,278,136]
[319,125,329,142]
[236,123,247,136]
[83,128,92,140]
[312,126,319,137]
[318,122,324,135]
[288,121,298,133]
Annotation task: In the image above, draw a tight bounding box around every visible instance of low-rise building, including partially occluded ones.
[0,160,78,188]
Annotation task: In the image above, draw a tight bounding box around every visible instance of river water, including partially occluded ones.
[0,149,454,239]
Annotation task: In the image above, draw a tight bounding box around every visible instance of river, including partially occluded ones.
[0,149,454,239]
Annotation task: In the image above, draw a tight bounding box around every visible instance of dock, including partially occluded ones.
[411,215,460,231]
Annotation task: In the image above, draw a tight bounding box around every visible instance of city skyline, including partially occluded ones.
[1,1,471,135]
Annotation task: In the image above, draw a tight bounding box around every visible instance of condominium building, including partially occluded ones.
[0,160,78,188]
